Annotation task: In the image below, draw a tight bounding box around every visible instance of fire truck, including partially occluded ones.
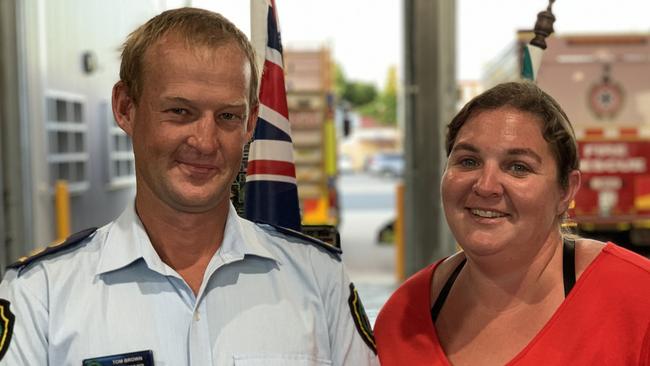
[486,33,650,251]
[283,48,340,228]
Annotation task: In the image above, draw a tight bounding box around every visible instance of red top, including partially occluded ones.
[374,243,650,365]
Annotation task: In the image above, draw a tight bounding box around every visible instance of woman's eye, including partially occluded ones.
[459,158,478,168]
[509,163,531,175]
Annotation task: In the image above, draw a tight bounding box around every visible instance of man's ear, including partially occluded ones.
[245,103,259,142]
[557,170,581,216]
[112,81,135,136]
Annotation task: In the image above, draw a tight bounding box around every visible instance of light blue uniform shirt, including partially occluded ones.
[0,202,378,365]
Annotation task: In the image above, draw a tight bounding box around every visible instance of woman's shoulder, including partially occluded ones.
[574,238,607,279]
[376,252,465,323]
[375,257,451,359]
[382,261,440,310]
[576,238,650,270]
[430,251,466,305]
[588,239,650,272]
[575,238,650,302]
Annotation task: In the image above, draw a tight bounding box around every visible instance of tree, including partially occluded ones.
[356,66,397,125]
[334,63,397,126]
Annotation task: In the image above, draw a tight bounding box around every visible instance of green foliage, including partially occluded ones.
[334,63,397,126]
[343,82,378,107]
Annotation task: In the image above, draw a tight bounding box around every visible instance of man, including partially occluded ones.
[0,8,378,365]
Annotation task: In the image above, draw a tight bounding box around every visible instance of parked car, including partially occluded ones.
[366,152,404,177]
[338,153,354,174]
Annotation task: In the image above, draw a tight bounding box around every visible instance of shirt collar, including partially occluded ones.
[96,200,279,276]
[219,203,279,264]
[95,199,160,275]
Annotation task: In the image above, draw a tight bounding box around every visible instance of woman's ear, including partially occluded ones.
[557,170,581,216]
[112,81,135,136]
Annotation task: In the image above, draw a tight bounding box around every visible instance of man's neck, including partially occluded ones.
[134,192,230,294]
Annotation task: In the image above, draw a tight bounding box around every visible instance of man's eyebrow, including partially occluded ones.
[507,148,542,163]
[161,96,247,109]
[162,96,192,104]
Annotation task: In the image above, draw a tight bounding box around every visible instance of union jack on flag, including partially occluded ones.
[245,0,301,230]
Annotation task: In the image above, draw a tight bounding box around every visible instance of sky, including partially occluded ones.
[195,0,650,87]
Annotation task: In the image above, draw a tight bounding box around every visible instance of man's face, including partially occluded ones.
[117,34,256,214]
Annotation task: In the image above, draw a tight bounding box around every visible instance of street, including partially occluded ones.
[338,172,399,324]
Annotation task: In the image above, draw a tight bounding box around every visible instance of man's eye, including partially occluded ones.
[219,112,243,121]
[167,108,189,115]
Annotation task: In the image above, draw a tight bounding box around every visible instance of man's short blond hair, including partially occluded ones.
[119,7,259,108]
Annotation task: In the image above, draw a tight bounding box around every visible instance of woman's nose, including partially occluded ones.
[472,163,503,197]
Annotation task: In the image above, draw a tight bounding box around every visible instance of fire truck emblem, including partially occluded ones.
[588,64,624,119]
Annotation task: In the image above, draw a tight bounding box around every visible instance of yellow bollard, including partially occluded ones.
[55,180,71,241]
[395,183,405,282]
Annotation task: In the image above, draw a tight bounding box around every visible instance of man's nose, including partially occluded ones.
[186,115,220,154]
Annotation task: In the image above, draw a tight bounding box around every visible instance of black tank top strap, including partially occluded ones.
[562,237,576,297]
[431,240,576,326]
[430,258,466,323]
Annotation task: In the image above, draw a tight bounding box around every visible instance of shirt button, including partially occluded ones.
[194,311,200,321]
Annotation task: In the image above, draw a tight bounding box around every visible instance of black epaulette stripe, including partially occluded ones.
[7,227,98,271]
[258,222,342,256]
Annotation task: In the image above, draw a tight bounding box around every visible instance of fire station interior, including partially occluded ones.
[1,0,650,326]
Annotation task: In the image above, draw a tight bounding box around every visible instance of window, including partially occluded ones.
[105,103,135,187]
[45,92,89,193]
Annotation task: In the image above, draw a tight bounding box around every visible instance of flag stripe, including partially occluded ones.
[522,44,544,81]
[258,104,292,139]
[247,160,296,177]
[248,139,295,163]
[245,181,301,229]
[266,1,282,52]
[246,174,297,184]
[253,119,292,142]
[265,47,283,68]
[259,60,289,117]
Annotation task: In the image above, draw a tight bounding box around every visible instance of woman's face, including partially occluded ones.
[442,107,576,257]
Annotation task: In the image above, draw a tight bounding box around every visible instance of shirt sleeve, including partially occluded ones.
[318,257,379,366]
[0,268,49,365]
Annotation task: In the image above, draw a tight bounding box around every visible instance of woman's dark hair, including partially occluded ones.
[446,81,579,189]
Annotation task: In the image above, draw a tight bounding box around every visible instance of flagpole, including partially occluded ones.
[522,0,556,81]
[250,0,267,86]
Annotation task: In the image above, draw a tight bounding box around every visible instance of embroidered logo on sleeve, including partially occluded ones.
[348,283,377,354]
[0,299,15,361]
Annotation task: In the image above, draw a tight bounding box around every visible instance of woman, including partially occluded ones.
[374,82,650,365]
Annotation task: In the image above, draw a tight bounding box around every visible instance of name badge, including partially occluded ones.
[82,350,154,366]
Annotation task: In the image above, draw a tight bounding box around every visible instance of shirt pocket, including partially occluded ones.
[233,354,332,366]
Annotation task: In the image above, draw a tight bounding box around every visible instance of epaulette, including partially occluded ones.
[7,227,97,271]
[260,222,342,258]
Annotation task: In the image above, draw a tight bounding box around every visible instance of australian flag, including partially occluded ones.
[245,0,301,231]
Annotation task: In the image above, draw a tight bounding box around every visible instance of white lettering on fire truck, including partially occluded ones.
[580,158,647,173]
[582,143,628,158]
